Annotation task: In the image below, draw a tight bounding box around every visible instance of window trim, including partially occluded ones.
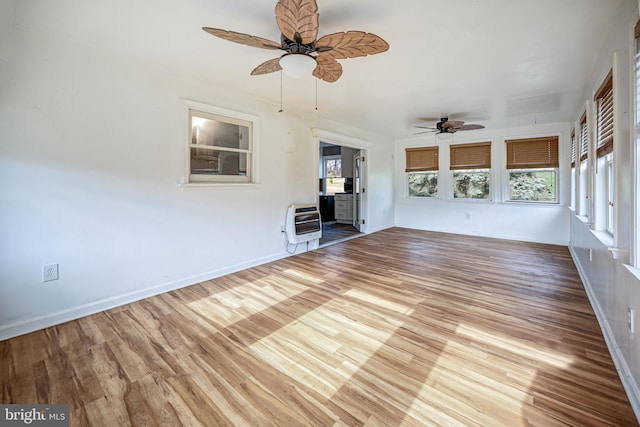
[505,168,559,204]
[504,136,559,204]
[323,155,342,178]
[180,100,260,188]
[605,153,614,234]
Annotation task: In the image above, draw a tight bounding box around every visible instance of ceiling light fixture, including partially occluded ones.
[279,54,317,79]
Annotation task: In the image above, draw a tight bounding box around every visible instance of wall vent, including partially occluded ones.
[285,204,322,244]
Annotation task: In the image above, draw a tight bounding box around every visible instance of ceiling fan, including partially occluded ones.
[414,117,485,135]
[202,0,389,83]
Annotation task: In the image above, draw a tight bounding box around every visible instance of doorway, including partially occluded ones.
[317,141,366,246]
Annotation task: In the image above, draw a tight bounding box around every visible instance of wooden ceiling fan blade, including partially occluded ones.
[251,57,283,75]
[315,31,389,59]
[442,120,465,129]
[414,125,438,130]
[312,54,342,82]
[202,28,282,50]
[275,0,319,45]
[456,124,485,131]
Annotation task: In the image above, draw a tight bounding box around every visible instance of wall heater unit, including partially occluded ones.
[285,204,322,244]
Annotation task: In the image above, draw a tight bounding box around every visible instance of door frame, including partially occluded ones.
[312,128,371,234]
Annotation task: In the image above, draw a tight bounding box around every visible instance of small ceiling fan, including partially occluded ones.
[414,117,485,135]
[202,0,389,83]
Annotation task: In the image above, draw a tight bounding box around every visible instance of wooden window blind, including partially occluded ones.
[595,71,613,158]
[405,146,439,172]
[579,113,588,162]
[449,142,491,170]
[505,136,559,169]
[570,129,576,168]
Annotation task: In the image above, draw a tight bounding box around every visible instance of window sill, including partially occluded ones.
[591,229,614,248]
[179,182,260,191]
[502,200,561,207]
[576,214,590,225]
[623,263,640,282]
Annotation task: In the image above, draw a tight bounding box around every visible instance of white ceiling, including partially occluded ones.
[13,0,628,138]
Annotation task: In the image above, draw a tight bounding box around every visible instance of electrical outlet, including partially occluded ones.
[629,306,636,334]
[43,264,59,282]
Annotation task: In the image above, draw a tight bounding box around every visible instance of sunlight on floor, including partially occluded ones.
[406,323,576,426]
[187,269,313,327]
[456,323,574,369]
[250,289,414,399]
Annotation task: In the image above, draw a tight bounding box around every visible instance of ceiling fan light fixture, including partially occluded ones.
[279,53,317,79]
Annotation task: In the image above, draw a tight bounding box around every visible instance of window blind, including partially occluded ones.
[579,113,588,162]
[405,146,439,172]
[570,129,576,168]
[449,142,491,170]
[595,71,613,158]
[505,136,559,169]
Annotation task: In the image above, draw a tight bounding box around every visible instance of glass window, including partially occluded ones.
[505,136,559,203]
[324,156,342,177]
[450,142,491,200]
[606,154,614,233]
[405,146,439,198]
[187,106,255,183]
[579,160,589,217]
[453,170,490,199]
[408,172,438,197]
[508,169,557,202]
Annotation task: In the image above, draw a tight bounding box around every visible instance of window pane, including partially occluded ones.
[326,159,342,177]
[453,171,490,199]
[191,115,250,151]
[607,158,614,231]
[509,170,556,202]
[409,172,438,197]
[190,148,248,176]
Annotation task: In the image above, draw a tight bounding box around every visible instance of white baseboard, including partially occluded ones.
[367,223,394,234]
[0,251,292,341]
[396,223,569,246]
[568,246,640,423]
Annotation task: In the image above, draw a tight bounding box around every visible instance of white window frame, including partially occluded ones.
[505,168,559,204]
[570,167,576,209]
[451,169,491,200]
[180,100,260,187]
[579,159,589,218]
[323,155,342,178]
[605,153,615,234]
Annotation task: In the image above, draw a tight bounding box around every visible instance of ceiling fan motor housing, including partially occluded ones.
[281,34,316,54]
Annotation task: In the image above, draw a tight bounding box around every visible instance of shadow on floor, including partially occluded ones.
[319,221,362,247]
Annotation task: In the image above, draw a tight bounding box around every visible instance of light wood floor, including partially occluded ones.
[1,228,638,426]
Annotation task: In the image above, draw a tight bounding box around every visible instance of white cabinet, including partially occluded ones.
[334,193,353,224]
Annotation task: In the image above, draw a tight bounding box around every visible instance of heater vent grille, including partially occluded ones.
[285,204,322,244]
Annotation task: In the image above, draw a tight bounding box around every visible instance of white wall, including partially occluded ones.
[394,122,571,245]
[0,10,394,338]
[568,0,640,417]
